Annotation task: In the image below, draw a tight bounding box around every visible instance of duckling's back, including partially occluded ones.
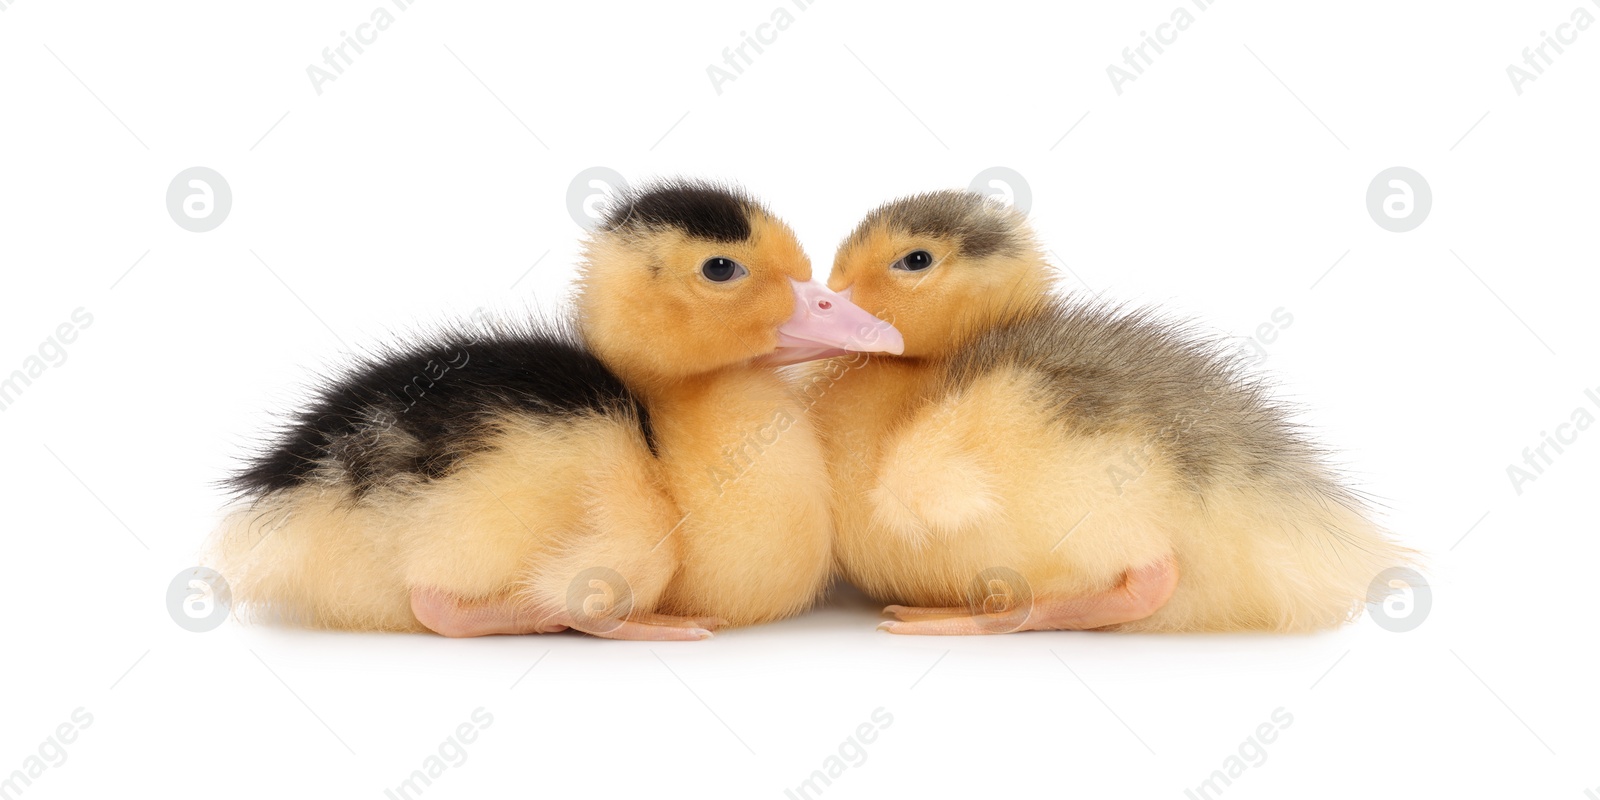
[212,321,657,631]
[230,322,648,497]
[943,299,1413,631]
[946,300,1320,500]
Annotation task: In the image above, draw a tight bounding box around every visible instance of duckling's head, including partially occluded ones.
[829,190,1049,359]
[578,180,902,383]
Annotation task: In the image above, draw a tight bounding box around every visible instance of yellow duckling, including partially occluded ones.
[814,190,1413,634]
[209,181,903,639]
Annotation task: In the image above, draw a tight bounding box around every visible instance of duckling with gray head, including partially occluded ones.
[815,190,1414,634]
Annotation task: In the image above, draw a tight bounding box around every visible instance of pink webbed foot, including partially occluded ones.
[877,558,1179,635]
[410,589,722,640]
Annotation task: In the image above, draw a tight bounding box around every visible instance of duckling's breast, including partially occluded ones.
[647,370,834,625]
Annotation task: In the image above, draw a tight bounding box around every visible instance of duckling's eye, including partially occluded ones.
[700,257,748,283]
[892,250,935,272]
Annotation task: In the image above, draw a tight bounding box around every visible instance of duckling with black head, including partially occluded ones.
[815,190,1413,634]
[210,180,903,639]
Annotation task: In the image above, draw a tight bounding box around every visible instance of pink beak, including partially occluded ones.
[760,279,904,366]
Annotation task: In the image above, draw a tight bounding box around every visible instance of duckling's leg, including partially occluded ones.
[410,589,721,640]
[402,414,719,640]
[878,558,1178,635]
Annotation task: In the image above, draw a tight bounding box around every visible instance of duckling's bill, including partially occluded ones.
[761,279,904,366]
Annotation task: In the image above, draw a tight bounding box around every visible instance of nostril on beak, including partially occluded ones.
[769,278,905,361]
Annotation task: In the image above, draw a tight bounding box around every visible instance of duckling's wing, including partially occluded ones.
[943,300,1320,498]
[211,320,681,633]
[933,299,1413,632]
[229,321,650,498]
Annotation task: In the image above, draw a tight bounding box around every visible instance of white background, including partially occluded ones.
[2,1,1596,798]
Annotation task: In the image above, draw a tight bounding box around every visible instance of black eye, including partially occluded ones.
[892,250,935,271]
[700,257,747,283]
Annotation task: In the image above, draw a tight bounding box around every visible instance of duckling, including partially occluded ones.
[815,191,1413,634]
[209,181,903,639]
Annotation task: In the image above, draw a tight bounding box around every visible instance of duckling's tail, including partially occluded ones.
[205,487,422,632]
[1130,483,1419,634]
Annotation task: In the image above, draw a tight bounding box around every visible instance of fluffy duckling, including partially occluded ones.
[209,181,903,639]
[815,191,1413,634]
